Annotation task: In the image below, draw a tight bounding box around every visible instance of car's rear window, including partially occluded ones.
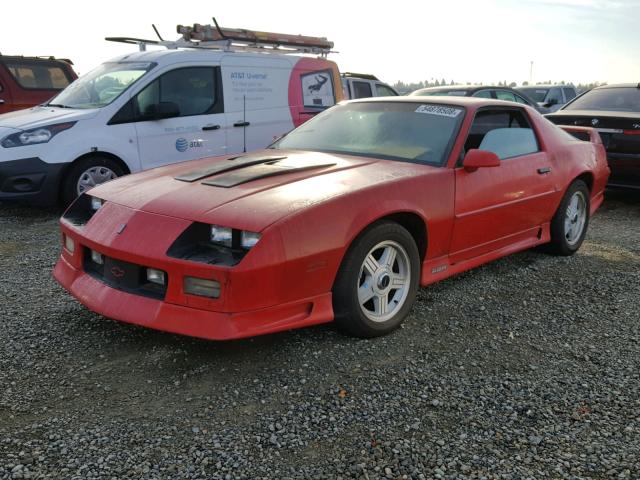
[273,102,465,166]
[565,87,640,112]
[3,60,71,90]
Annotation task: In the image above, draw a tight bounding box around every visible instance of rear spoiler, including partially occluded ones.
[558,125,603,144]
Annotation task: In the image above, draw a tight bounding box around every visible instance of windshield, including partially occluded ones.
[519,88,549,102]
[48,62,154,109]
[564,87,640,112]
[272,102,465,166]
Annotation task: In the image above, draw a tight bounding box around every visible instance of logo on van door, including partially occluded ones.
[175,138,204,153]
[176,138,189,152]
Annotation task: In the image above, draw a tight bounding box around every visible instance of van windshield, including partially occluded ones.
[48,62,154,109]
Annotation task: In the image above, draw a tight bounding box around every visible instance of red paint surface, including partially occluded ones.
[53,97,610,340]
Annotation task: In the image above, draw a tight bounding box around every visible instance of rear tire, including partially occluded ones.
[62,156,125,206]
[333,222,420,338]
[548,180,590,256]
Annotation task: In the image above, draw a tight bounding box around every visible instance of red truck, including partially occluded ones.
[0,55,77,113]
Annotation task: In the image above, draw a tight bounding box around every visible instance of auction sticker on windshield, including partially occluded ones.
[415,105,463,117]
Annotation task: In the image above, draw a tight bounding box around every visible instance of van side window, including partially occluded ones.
[463,109,539,160]
[136,67,217,118]
[562,87,576,101]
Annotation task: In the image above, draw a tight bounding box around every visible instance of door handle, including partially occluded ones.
[233,121,250,127]
[202,124,220,131]
[537,167,551,174]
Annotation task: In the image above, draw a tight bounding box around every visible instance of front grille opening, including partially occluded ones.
[83,248,167,300]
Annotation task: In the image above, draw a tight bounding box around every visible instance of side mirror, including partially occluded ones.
[463,149,501,172]
[545,98,558,107]
[145,101,180,120]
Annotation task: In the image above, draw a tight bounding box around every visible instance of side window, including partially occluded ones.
[562,87,576,101]
[463,109,539,160]
[547,88,563,104]
[495,90,516,102]
[352,81,373,99]
[472,90,493,99]
[513,94,530,105]
[375,84,397,97]
[135,67,216,118]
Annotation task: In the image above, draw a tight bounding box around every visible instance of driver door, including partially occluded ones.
[133,66,228,170]
[450,108,557,263]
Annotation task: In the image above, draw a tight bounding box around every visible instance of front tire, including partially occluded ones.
[62,156,125,206]
[333,222,420,338]
[548,180,590,256]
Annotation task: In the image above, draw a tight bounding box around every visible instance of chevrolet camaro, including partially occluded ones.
[54,97,610,339]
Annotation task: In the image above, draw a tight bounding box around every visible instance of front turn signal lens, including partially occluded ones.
[64,234,75,253]
[184,277,220,298]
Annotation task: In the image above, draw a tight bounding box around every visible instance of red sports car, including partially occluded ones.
[53,97,610,339]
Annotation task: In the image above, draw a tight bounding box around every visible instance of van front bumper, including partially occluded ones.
[0,157,68,205]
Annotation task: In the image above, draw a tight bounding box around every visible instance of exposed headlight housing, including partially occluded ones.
[90,196,104,211]
[241,230,261,249]
[210,225,233,247]
[167,223,263,267]
[1,122,76,148]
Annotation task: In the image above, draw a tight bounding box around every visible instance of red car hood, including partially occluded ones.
[90,150,435,232]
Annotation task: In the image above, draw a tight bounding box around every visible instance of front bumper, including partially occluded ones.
[53,254,333,340]
[0,157,68,205]
[52,201,334,340]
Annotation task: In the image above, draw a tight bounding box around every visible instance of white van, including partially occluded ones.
[0,25,342,205]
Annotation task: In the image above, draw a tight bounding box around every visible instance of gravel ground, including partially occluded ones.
[0,189,639,480]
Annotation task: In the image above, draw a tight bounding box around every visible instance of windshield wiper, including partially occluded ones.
[46,103,71,108]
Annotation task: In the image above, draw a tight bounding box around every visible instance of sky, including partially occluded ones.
[1,0,638,86]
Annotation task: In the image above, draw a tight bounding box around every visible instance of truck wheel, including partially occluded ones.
[333,222,420,338]
[62,156,125,206]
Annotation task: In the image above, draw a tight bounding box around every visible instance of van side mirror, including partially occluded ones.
[545,98,558,108]
[145,101,180,120]
[463,149,501,172]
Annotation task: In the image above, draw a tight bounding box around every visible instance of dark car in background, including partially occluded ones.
[517,84,577,112]
[546,83,640,189]
[0,55,77,113]
[409,85,545,112]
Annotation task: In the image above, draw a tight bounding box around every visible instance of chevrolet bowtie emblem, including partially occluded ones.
[591,118,599,126]
[110,266,125,278]
[116,224,127,234]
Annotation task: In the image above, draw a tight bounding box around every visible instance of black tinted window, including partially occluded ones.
[548,88,562,104]
[136,67,216,117]
[565,87,640,112]
[472,90,493,99]
[4,61,70,89]
[352,81,373,99]
[562,88,576,101]
[464,109,539,160]
[495,90,516,102]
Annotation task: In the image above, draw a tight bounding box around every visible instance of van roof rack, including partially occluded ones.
[106,17,334,57]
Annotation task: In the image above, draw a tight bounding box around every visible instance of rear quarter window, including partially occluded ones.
[3,61,71,90]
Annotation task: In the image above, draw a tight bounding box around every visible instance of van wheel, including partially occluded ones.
[62,156,125,206]
[332,222,420,338]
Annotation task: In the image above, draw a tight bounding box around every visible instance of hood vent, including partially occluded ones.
[175,155,288,183]
[202,161,336,188]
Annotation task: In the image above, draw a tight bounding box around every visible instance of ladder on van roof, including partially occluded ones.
[106,17,334,57]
